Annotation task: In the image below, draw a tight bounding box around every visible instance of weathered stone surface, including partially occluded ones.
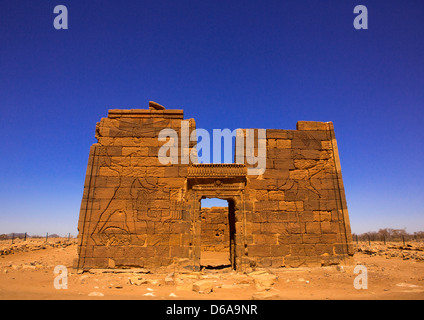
[252,291,280,300]
[192,280,214,294]
[149,101,166,110]
[248,271,277,290]
[165,272,175,285]
[76,103,353,271]
[128,276,148,286]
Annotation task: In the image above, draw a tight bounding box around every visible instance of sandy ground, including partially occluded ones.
[0,239,423,300]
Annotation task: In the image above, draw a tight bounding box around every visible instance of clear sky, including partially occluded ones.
[0,1,423,236]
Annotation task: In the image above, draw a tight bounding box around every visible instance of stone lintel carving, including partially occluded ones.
[188,164,247,178]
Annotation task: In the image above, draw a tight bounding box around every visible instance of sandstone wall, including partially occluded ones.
[77,109,196,269]
[200,207,230,252]
[77,107,353,271]
[241,122,353,268]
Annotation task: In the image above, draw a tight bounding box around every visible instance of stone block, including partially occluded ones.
[284,256,306,268]
[305,222,321,234]
[296,121,329,131]
[321,221,338,234]
[193,280,214,294]
[254,234,278,245]
[276,139,292,148]
[279,201,302,211]
[248,245,271,257]
[266,130,292,139]
[270,244,290,256]
[278,234,303,244]
[268,191,284,201]
[273,159,295,170]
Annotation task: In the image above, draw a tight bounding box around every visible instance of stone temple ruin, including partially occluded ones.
[77,102,353,271]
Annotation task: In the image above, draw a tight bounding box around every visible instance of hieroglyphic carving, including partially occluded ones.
[133,177,160,221]
[276,157,336,201]
[165,200,183,220]
[91,176,158,245]
[188,164,247,178]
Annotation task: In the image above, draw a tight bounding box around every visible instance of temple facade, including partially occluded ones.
[77,103,353,271]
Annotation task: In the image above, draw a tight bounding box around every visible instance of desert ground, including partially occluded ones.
[0,238,423,300]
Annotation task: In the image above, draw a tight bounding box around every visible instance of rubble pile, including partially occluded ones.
[355,242,424,261]
[0,239,77,256]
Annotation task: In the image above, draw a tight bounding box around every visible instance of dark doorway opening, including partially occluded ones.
[200,198,236,270]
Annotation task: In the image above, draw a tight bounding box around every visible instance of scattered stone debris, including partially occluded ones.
[89,268,150,274]
[356,243,424,261]
[165,272,175,285]
[128,276,148,286]
[143,292,155,297]
[0,239,76,256]
[248,271,277,291]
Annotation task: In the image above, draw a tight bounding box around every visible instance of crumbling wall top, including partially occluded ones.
[296,121,333,131]
[108,109,184,119]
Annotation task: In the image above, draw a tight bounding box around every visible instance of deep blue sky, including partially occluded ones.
[0,1,423,236]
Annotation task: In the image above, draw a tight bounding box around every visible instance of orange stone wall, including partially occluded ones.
[242,123,354,268]
[77,107,353,271]
[200,207,230,252]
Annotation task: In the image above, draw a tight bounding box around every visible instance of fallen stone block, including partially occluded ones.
[128,276,148,286]
[192,280,214,294]
[165,272,175,285]
[252,291,280,300]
